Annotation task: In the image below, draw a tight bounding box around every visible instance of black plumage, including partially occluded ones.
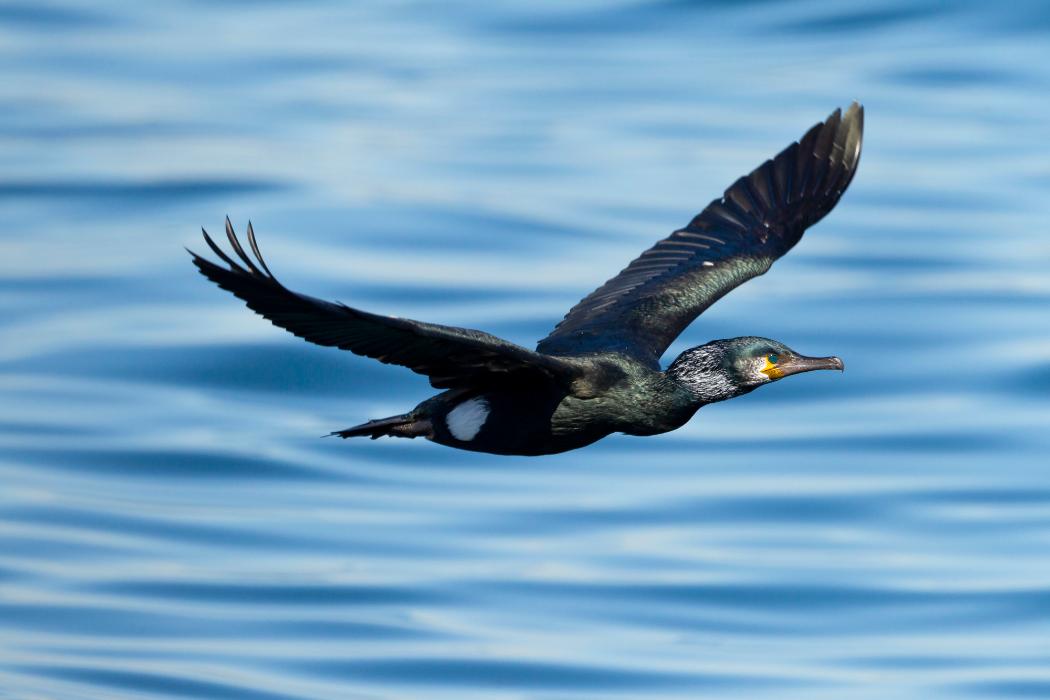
[190,103,862,456]
[192,220,584,393]
[538,102,862,365]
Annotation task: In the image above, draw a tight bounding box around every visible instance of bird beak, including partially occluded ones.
[777,354,844,377]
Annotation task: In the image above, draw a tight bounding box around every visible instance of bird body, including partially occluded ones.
[334,352,694,455]
[191,103,863,456]
[442,356,697,455]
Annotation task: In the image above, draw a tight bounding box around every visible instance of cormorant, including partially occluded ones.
[191,103,862,456]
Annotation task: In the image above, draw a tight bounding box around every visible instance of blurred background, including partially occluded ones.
[1,1,1049,698]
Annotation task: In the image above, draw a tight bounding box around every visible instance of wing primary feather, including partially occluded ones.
[814,109,840,161]
[793,121,821,201]
[808,109,840,198]
[201,227,242,270]
[772,142,796,206]
[245,220,277,280]
[224,216,266,278]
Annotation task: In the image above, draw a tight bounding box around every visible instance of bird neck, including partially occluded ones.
[665,344,742,405]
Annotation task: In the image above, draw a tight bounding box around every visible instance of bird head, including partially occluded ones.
[667,336,844,404]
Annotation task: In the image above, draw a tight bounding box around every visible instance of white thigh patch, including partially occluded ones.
[446,397,490,441]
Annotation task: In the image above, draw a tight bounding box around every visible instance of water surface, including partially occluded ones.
[1,1,1049,698]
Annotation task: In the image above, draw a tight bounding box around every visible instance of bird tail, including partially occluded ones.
[329,413,429,440]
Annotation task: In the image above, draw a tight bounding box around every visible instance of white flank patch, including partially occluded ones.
[446,397,490,441]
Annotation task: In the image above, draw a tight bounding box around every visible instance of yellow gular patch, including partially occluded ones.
[761,358,784,380]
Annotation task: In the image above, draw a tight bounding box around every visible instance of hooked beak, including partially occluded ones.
[777,354,845,378]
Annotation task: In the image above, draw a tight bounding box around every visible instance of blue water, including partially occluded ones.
[2,1,1049,698]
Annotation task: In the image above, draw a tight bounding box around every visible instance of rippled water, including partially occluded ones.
[2,1,1049,698]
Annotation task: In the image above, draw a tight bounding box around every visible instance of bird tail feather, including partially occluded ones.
[329,413,427,440]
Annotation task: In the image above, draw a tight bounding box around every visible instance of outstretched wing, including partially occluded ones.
[537,102,863,366]
[190,219,584,391]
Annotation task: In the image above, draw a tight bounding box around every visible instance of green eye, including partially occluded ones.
[767,353,779,364]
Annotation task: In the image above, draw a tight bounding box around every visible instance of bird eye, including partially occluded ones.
[767,353,779,364]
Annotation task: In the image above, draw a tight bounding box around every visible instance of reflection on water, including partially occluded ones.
[1,1,1049,698]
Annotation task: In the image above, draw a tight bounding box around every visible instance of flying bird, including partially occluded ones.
[191,103,862,456]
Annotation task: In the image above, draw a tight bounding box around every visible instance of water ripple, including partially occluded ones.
[2,1,1049,698]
